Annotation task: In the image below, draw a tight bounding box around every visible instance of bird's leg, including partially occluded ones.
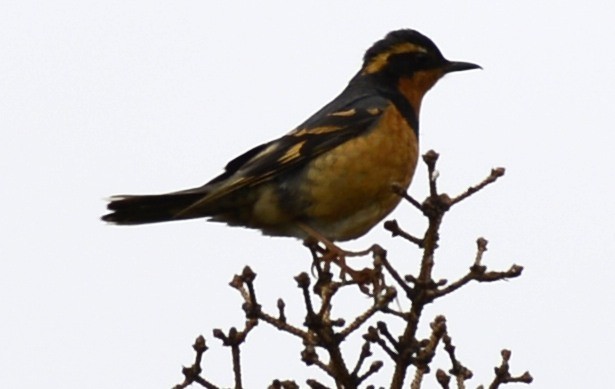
[299,223,374,281]
[299,223,375,257]
[303,236,329,276]
[300,226,349,274]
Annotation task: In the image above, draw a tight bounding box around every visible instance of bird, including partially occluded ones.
[102,29,480,248]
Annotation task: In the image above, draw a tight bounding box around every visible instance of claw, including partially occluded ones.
[299,223,377,284]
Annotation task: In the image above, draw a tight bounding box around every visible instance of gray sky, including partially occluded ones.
[2,1,614,387]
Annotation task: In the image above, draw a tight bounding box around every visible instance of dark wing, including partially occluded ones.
[177,93,390,213]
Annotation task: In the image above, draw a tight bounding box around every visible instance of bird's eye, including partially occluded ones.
[413,52,437,69]
[414,52,430,64]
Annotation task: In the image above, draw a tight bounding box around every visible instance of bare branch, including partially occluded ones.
[411,316,448,389]
[173,150,528,389]
[376,321,399,353]
[384,219,424,247]
[488,350,533,389]
[442,332,473,386]
[258,310,309,339]
[474,237,489,266]
[450,167,505,206]
[363,326,398,361]
[306,379,331,389]
[423,150,440,197]
[350,341,373,379]
[295,272,315,318]
[432,264,523,300]
[356,361,384,385]
[339,287,396,340]
[391,183,424,212]
[277,298,287,323]
[410,367,426,389]
[173,336,220,389]
[269,380,300,389]
[212,320,257,389]
[374,244,415,299]
[435,369,451,389]
[428,238,523,300]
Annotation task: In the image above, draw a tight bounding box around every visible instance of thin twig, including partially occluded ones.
[374,243,415,298]
[306,379,331,389]
[436,369,451,389]
[356,361,383,385]
[173,336,220,389]
[376,321,399,352]
[351,341,373,379]
[384,220,425,247]
[258,310,309,339]
[474,237,489,266]
[488,350,533,389]
[269,380,300,389]
[339,286,396,339]
[450,167,505,206]
[363,326,398,361]
[432,264,523,300]
[391,183,423,211]
[442,332,473,386]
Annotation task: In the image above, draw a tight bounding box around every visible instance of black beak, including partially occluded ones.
[444,60,482,73]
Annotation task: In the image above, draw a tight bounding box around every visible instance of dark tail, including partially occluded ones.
[102,192,207,225]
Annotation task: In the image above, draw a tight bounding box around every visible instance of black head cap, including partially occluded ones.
[361,29,480,76]
[363,29,443,64]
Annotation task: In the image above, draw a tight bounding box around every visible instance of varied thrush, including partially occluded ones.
[103,29,480,245]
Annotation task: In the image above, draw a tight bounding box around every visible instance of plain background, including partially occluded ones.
[2,1,614,387]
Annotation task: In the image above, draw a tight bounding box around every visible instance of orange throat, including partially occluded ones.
[397,70,444,117]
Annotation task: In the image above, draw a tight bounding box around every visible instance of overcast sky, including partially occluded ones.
[2,1,614,388]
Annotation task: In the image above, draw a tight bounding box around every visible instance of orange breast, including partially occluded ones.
[302,105,419,240]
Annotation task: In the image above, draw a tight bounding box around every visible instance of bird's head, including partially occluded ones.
[360,29,480,113]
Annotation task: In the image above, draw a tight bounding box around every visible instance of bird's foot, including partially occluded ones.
[301,232,376,285]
